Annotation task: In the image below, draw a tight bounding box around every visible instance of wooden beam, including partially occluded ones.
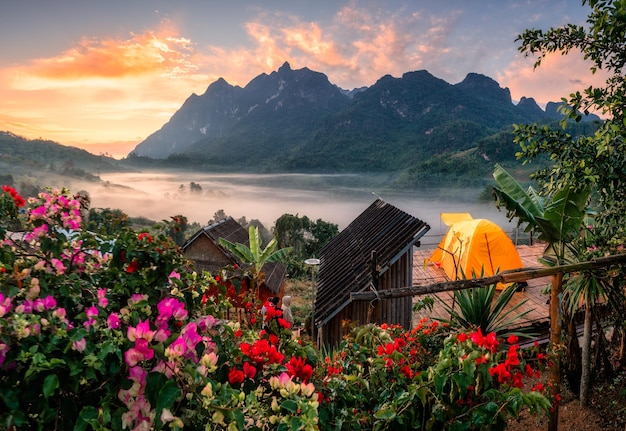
[350,252,626,301]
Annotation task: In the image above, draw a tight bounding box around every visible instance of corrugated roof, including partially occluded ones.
[315,199,430,325]
[182,217,286,293]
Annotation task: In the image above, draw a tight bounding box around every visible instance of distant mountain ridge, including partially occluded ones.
[129,62,599,174]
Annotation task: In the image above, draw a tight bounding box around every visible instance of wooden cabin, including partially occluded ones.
[182,217,286,305]
[314,199,430,347]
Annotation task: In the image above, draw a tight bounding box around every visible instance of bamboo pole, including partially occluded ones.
[350,252,626,302]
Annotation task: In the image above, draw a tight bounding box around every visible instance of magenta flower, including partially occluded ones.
[156,298,188,322]
[124,339,154,367]
[127,320,155,342]
[107,312,121,329]
[43,295,57,310]
[86,305,98,318]
[165,337,187,360]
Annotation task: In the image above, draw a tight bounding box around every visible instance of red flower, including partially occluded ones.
[507,334,519,344]
[505,345,520,367]
[137,232,153,242]
[286,356,314,382]
[277,317,291,329]
[243,362,257,379]
[228,368,245,385]
[512,371,524,388]
[2,185,25,208]
[400,365,413,379]
[475,354,488,365]
[524,363,534,377]
[532,382,544,392]
[126,260,140,273]
[457,333,469,343]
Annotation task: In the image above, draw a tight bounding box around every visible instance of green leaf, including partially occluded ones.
[74,406,98,431]
[280,399,298,413]
[43,374,59,399]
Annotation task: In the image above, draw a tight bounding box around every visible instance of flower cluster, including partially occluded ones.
[2,185,25,208]
[314,323,552,430]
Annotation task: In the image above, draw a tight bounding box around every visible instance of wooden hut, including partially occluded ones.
[182,217,286,304]
[314,199,430,347]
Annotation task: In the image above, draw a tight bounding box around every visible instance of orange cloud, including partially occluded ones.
[22,27,195,82]
[497,50,610,108]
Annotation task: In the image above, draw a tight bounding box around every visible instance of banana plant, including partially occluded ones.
[219,225,292,294]
[492,163,589,265]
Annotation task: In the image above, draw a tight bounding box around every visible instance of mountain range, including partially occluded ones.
[129,62,599,178]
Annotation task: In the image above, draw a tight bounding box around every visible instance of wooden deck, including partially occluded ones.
[412,243,552,333]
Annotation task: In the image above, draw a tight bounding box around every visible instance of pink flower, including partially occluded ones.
[0,294,13,318]
[124,339,154,367]
[107,313,121,329]
[127,320,155,342]
[165,337,187,360]
[97,289,108,308]
[53,307,66,320]
[72,338,87,352]
[43,295,57,310]
[86,305,98,318]
[168,271,180,282]
[50,258,66,274]
[0,342,9,367]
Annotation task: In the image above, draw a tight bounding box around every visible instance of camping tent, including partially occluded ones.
[429,214,522,287]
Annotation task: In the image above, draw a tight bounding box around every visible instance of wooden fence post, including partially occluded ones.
[548,271,563,431]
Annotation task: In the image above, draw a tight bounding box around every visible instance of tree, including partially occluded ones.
[492,163,590,426]
[218,226,292,295]
[86,207,130,235]
[273,214,338,278]
[514,0,626,410]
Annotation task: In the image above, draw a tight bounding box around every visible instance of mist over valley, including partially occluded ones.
[92,170,513,246]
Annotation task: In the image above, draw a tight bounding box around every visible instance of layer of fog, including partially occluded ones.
[74,170,516,248]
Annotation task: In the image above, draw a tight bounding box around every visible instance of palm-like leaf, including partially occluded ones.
[439,284,533,338]
[492,163,544,230]
[493,164,590,264]
[219,226,292,280]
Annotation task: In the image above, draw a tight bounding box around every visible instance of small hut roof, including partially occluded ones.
[315,199,430,326]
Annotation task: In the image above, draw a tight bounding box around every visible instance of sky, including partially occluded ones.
[0,0,607,159]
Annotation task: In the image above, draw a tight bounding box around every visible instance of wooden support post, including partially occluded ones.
[548,271,563,431]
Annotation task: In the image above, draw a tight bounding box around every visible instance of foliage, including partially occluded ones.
[86,207,131,235]
[315,322,552,431]
[0,185,553,430]
[218,225,292,292]
[274,214,338,278]
[438,284,533,339]
[492,163,590,264]
[514,0,626,402]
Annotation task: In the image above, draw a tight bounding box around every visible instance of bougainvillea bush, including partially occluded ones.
[0,186,552,431]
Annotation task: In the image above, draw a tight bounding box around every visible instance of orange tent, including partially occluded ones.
[429,214,522,288]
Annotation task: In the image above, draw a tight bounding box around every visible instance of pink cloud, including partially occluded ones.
[497,50,610,108]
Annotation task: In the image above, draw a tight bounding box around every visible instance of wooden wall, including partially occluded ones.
[318,250,413,347]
